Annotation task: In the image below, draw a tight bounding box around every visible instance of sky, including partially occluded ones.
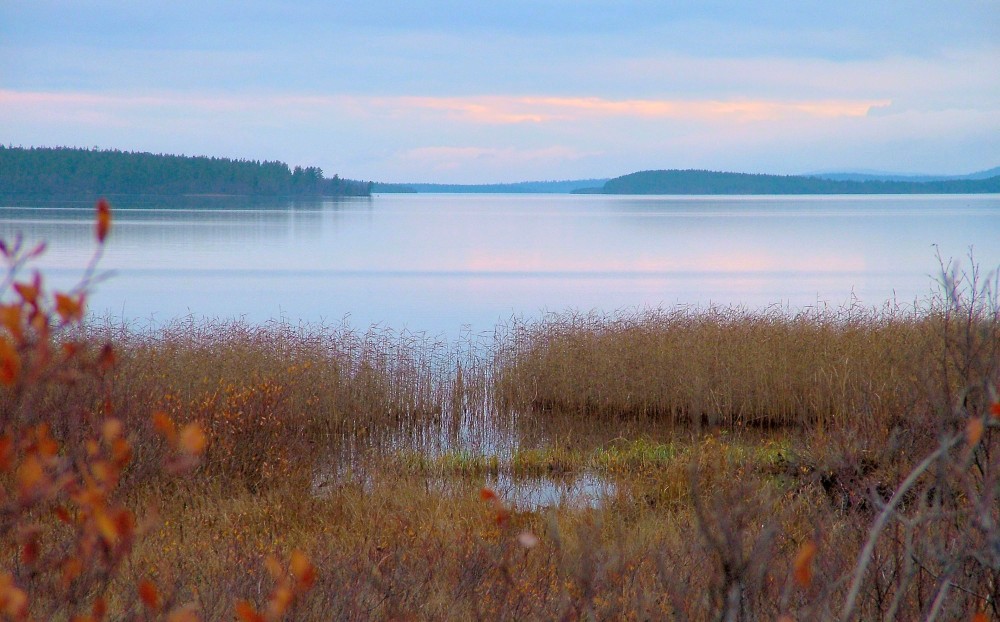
[1,1,998,183]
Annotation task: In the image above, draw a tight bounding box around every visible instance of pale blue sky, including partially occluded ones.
[2,1,998,182]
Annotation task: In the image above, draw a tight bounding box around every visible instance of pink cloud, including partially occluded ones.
[374,95,892,124]
[0,89,891,127]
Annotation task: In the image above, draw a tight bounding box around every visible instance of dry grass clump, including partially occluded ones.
[89,317,461,493]
[497,302,950,433]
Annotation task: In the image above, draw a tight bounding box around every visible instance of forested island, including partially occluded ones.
[575,169,1000,195]
[0,146,372,197]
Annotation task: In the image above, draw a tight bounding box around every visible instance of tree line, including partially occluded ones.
[0,146,372,197]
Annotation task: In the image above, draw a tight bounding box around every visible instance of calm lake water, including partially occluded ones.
[1,193,998,337]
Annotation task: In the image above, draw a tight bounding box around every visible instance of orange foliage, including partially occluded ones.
[95,198,111,243]
[138,578,161,611]
[0,199,314,620]
[235,550,314,622]
[966,417,985,446]
[793,540,817,588]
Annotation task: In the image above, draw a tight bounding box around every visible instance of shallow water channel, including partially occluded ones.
[309,408,692,510]
[313,459,618,510]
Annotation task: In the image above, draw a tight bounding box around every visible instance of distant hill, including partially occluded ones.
[373,179,609,194]
[576,169,1000,195]
[0,146,373,197]
[809,166,1000,183]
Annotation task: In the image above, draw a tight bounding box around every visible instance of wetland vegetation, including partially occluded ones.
[0,203,997,620]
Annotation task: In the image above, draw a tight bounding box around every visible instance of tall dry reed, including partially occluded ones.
[82,318,465,492]
[495,300,975,435]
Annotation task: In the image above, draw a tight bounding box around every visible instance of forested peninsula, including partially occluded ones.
[0,146,372,197]
[576,169,1000,195]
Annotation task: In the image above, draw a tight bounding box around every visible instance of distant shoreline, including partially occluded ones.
[571,169,1000,195]
[3,145,998,197]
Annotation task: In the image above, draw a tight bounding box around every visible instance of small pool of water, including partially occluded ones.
[485,471,616,509]
[312,462,616,510]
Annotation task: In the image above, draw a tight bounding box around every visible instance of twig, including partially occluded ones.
[840,432,963,621]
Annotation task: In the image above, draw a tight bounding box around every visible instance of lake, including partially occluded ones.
[1,193,998,337]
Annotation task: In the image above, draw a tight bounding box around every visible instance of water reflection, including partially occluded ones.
[0,193,997,336]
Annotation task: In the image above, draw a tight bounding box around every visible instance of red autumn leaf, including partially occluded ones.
[967,417,985,447]
[102,419,123,443]
[178,422,207,455]
[290,550,316,589]
[61,557,83,587]
[0,337,21,386]
[114,508,135,540]
[35,425,59,457]
[793,540,817,588]
[0,574,28,619]
[138,579,161,610]
[53,506,72,523]
[29,311,49,340]
[152,411,177,443]
[0,305,23,342]
[62,342,81,359]
[0,435,12,471]
[98,343,116,371]
[268,585,294,617]
[234,600,265,622]
[94,508,120,545]
[96,198,111,243]
[13,281,38,306]
[92,595,108,620]
[111,437,132,467]
[17,455,46,492]
[20,531,40,565]
[55,292,84,323]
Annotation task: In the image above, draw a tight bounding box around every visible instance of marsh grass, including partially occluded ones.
[495,302,969,437]
[87,317,471,494]
[114,429,818,620]
[68,276,992,494]
[32,270,992,619]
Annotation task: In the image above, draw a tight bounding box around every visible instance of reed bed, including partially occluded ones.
[74,317,473,493]
[495,299,992,436]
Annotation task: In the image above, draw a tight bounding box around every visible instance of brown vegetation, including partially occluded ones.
[0,200,997,620]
